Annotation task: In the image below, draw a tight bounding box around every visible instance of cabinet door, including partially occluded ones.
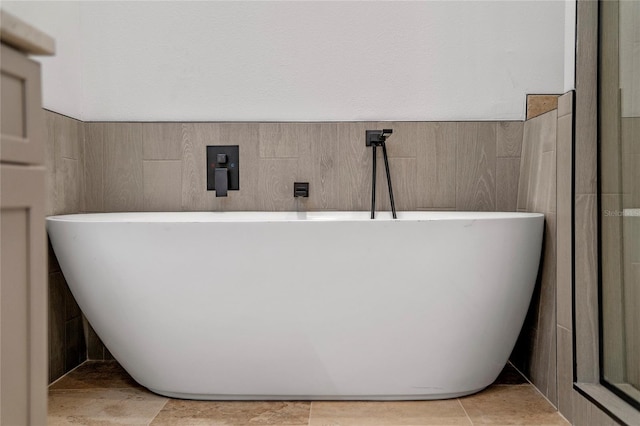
[0,44,44,165]
[0,164,47,425]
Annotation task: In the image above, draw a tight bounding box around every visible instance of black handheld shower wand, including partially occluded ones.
[365,129,397,220]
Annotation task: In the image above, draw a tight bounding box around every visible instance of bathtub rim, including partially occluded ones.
[46,211,544,223]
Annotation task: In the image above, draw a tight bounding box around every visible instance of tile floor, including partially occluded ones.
[48,361,570,425]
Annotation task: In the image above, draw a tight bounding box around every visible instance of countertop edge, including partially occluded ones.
[0,9,55,56]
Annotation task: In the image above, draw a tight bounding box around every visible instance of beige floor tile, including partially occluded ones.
[150,400,311,426]
[50,361,140,390]
[48,362,565,425]
[309,400,472,426]
[48,388,168,425]
[459,385,569,425]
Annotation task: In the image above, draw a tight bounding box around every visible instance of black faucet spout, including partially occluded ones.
[215,167,228,197]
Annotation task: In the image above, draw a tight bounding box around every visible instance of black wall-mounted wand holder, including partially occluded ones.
[294,182,309,198]
[366,129,396,219]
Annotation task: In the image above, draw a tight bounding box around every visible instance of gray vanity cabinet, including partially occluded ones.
[0,10,53,425]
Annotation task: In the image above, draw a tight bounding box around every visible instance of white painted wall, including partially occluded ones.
[564,0,576,92]
[2,1,83,119]
[4,1,570,122]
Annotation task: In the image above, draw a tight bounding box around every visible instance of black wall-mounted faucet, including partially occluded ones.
[207,145,239,197]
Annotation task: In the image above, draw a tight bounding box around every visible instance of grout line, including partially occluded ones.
[48,386,142,393]
[529,382,561,412]
[47,359,90,389]
[457,398,474,425]
[307,401,313,426]
[494,143,498,212]
[507,361,535,387]
[147,397,170,426]
[101,123,105,212]
[385,156,416,160]
[81,122,86,213]
[492,383,532,386]
[509,361,561,412]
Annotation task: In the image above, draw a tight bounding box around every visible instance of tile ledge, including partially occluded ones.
[527,94,560,120]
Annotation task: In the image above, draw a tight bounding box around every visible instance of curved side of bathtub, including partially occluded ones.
[46,212,544,400]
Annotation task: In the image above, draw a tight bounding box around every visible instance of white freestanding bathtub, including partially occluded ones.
[47,211,543,400]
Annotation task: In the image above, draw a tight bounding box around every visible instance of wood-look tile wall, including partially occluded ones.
[44,111,84,217]
[44,110,87,382]
[555,92,574,421]
[505,91,578,420]
[81,121,523,213]
[510,108,559,407]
